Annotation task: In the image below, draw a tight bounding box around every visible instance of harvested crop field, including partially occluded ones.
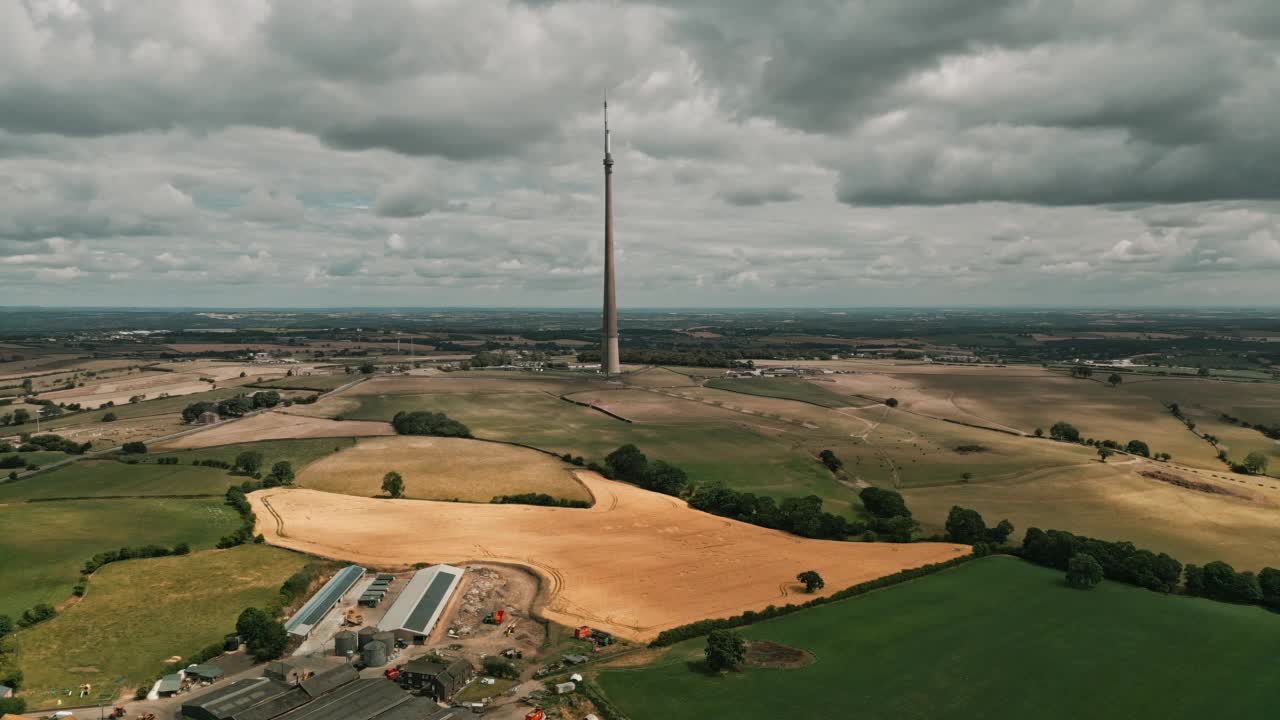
[296,436,591,503]
[249,475,968,641]
[155,411,393,449]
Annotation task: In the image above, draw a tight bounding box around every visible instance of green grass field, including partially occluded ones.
[341,390,860,512]
[0,498,239,619]
[150,437,355,473]
[16,545,309,707]
[2,450,72,468]
[33,386,250,430]
[598,557,1280,719]
[704,377,855,408]
[251,374,353,391]
[0,460,234,502]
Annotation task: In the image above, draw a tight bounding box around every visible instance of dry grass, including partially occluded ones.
[249,475,969,641]
[154,411,393,449]
[296,436,592,503]
[904,459,1280,569]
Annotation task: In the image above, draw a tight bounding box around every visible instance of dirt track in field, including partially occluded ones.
[154,411,393,449]
[249,474,968,642]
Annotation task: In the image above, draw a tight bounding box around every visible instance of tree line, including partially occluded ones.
[1042,421,1171,461]
[491,493,590,508]
[1020,526,1280,608]
[181,390,285,423]
[649,555,975,647]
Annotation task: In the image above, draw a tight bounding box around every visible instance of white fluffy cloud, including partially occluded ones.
[1,0,1278,306]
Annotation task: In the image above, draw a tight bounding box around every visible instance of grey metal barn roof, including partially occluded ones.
[285,565,366,637]
[378,564,463,637]
[180,677,298,720]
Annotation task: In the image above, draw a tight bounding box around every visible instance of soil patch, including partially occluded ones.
[744,640,816,669]
[1139,469,1249,500]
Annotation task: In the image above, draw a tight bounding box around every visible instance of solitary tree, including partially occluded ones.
[1049,421,1081,443]
[382,471,404,498]
[884,397,899,408]
[1125,440,1150,457]
[796,570,825,593]
[1033,427,1044,438]
[1066,553,1104,590]
[1097,447,1114,463]
[704,629,747,672]
[1108,373,1122,387]
[1244,451,1269,475]
[101,412,117,422]
[1198,366,1210,377]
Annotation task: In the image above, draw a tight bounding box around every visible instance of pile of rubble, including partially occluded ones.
[452,567,508,637]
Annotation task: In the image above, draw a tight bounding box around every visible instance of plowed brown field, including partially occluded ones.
[249,475,968,641]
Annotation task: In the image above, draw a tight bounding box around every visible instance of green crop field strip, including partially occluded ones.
[251,374,353,391]
[0,498,239,618]
[16,545,308,708]
[150,437,356,473]
[598,557,1280,719]
[0,460,235,502]
[704,377,855,408]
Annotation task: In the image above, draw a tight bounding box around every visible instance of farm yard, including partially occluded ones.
[295,436,593,503]
[597,557,1280,720]
[16,545,309,709]
[249,475,969,641]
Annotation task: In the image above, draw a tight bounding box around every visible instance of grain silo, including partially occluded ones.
[362,639,387,667]
[373,631,395,650]
[334,630,357,657]
[357,625,377,649]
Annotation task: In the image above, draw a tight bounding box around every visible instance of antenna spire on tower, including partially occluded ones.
[603,91,611,156]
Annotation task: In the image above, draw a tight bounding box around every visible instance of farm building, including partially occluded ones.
[187,664,225,682]
[180,662,462,720]
[158,672,184,697]
[377,564,463,641]
[396,657,475,702]
[285,565,366,638]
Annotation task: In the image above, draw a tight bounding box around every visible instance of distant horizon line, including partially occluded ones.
[1,304,1279,312]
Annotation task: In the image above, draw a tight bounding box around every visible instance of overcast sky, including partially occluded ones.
[2,0,1279,308]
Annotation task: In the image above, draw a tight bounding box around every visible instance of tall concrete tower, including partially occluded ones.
[601,96,621,375]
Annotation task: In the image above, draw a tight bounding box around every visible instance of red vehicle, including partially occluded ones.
[524,709,545,720]
[573,626,591,640]
[383,667,400,681]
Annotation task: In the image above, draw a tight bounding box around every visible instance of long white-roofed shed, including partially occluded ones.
[285,565,366,638]
[377,564,464,639]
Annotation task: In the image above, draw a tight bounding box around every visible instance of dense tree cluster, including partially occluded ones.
[121,441,148,454]
[382,471,404,498]
[218,485,261,548]
[1066,553,1104,589]
[688,482,854,540]
[818,449,842,472]
[856,488,917,542]
[20,433,91,454]
[1049,421,1081,443]
[236,607,288,661]
[796,570,824,593]
[944,506,1014,546]
[704,629,747,672]
[180,391,281,424]
[391,410,472,438]
[491,493,590,508]
[604,444,691,496]
[1185,561,1265,604]
[1021,528,1182,593]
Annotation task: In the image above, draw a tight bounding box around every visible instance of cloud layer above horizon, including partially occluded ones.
[2,0,1279,307]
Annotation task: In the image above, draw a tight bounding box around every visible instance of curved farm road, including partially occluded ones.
[249,473,967,642]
